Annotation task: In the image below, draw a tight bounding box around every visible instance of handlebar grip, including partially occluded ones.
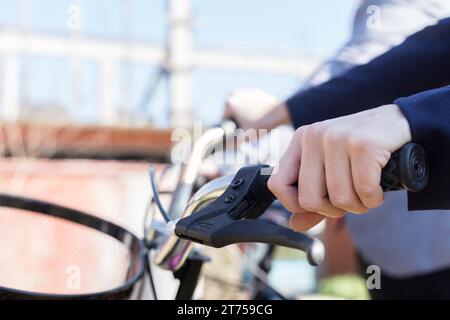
[381,142,428,192]
[262,142,429,195]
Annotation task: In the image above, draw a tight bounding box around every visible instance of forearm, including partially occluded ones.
[254,102,291,130]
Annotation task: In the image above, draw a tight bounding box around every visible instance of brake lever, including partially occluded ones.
[171,164,325,266]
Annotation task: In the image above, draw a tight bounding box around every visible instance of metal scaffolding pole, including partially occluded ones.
[2,52,20,121]
[2,0,30,121]
[167,0,194,128]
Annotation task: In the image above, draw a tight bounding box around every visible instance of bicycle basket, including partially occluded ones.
[0,194,146,300]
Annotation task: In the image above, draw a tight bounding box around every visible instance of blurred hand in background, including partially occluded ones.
[223,88,291,131]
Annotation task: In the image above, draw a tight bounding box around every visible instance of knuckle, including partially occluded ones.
[302,124,323,142]
[329,192,354,209]
[355,183,379,199]
[362,195,384,208]
[267,176,279,194]
[348,134,374,153]
[293,126,305,139]
[328,190,368,213]
[370,196,384,208]
[323,128,349,147]
[298,195,322,212]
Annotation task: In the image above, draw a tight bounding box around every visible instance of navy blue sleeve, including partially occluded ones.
[284,17,450,211]
[286,18,450,129]
[395,86,450,210]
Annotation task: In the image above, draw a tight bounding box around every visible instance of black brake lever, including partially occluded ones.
[173,164,324,265]
[172,142,428,267]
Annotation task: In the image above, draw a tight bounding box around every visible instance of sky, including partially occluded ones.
[0,0,357,126]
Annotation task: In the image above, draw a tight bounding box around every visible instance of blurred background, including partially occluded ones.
[0,0,358,127]
[0,0,366,299]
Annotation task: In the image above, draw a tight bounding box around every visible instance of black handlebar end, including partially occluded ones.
[381,142,429,192]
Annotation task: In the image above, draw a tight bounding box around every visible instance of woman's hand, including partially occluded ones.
[267,104,412,232]
[224,88,291,131]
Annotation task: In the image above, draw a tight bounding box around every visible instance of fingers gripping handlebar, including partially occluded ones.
[172,142,428,266]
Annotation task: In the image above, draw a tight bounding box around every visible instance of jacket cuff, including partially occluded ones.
[395,87,450,210]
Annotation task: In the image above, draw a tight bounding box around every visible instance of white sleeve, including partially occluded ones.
[302,0,450,89]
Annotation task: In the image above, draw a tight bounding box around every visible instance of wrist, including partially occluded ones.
[395,104,412,141]
[257,103,291,130]
[386,104,412,148]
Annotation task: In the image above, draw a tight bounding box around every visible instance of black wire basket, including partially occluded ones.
[0,194,147,300]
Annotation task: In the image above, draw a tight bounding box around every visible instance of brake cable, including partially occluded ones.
[142,165,172,300]
[149,167,171,223]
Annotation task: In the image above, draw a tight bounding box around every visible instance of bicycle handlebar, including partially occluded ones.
[172,142,428,267]
[166,120,237,219]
